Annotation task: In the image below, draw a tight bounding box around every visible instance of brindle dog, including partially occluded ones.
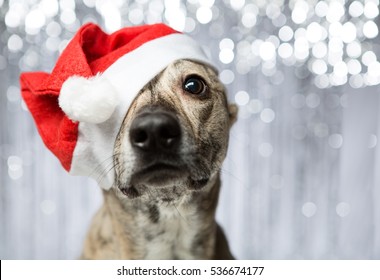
[82,59,237,259]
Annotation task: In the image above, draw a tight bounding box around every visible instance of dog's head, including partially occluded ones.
[113,59,237,200]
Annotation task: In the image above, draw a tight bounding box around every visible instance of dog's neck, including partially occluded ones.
[84,175,227,259]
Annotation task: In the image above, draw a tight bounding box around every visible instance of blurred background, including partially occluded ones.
[1,0,380,259]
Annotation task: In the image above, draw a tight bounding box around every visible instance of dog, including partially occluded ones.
[81,59,237,259]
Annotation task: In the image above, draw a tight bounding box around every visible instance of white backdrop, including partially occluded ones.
[1,0,380,259]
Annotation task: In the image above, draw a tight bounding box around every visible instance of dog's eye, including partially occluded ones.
[183,76,207,95]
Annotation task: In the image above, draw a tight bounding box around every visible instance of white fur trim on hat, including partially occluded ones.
[59,74,120,124]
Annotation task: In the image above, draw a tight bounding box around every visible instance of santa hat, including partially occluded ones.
[20,23,213,189]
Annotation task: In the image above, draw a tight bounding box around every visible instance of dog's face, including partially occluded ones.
[113,59,237,201]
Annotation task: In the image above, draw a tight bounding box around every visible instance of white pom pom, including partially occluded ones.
[59,74,119,124]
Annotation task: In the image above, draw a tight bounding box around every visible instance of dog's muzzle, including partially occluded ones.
[126,107,188,189]
[120,106,210,198]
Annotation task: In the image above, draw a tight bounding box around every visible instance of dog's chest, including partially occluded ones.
[135,204,203,259]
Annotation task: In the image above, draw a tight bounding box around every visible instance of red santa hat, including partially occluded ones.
[20,23,213,189]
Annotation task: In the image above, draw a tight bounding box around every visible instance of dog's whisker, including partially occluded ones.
[146,188,156,202]
[92,152,139,185]
[92,159,118,180]
[89,155,118,177]
[98,164,117,182]
[172,202,187,224]
[219,167,244,184]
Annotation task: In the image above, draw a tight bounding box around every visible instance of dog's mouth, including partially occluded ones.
[132,162,187,186]
[118,159,211,198]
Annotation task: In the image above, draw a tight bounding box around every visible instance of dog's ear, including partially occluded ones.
[228,103,238,127]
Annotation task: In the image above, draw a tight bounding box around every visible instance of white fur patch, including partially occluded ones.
[59,74,119,124]
[143,205,198,260]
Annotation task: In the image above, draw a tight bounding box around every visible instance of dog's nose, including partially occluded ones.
[129,111,181,153]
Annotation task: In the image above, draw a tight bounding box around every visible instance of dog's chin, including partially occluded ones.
[118,163,211,198]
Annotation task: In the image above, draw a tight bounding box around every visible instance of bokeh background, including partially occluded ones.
[1,0,380,259]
